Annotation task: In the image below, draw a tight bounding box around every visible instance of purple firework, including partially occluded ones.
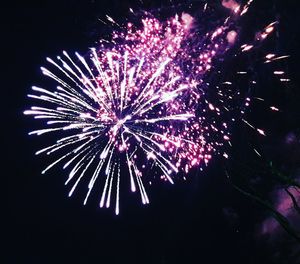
[25,1,282,214]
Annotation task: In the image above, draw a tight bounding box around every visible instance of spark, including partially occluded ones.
[274,71,285,75]
[270,106,279,112]
[254,148,262,157]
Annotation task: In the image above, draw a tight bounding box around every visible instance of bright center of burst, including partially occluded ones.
[110,115,132,144]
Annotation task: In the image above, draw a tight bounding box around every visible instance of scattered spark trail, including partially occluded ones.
[24,1,284,214]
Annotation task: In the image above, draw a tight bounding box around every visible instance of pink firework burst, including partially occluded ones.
[24,1,276,214]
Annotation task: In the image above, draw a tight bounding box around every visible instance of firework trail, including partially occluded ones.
[24,1,282,214]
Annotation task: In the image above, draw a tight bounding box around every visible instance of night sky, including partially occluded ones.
[5,0,300,263]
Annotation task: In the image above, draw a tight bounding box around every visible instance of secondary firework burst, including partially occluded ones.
[24,1,280,214]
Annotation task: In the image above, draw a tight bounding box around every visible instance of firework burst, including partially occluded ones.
[24,1,280,214]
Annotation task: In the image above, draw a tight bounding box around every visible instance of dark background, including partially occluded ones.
[4,0,300,263]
